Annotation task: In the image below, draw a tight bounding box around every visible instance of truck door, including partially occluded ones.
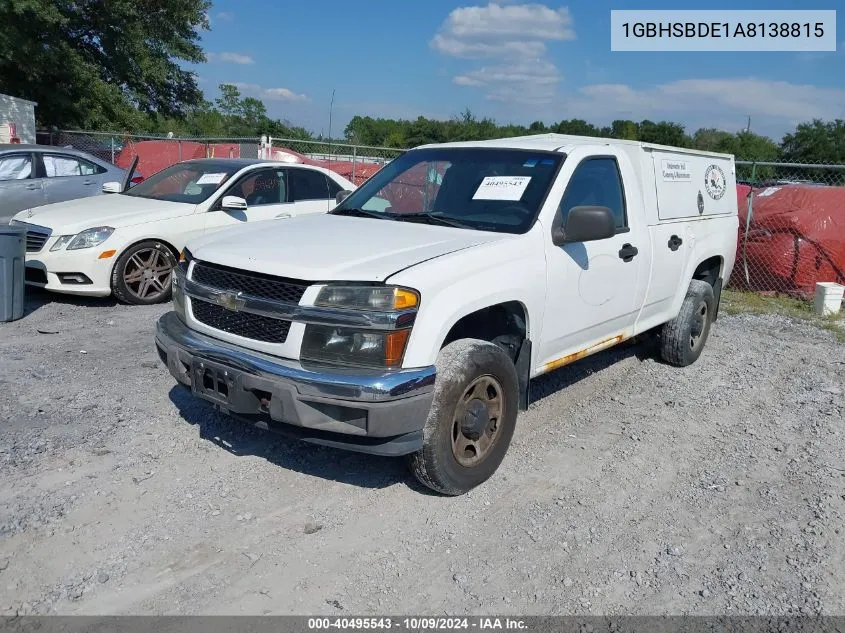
[536,148,650,372]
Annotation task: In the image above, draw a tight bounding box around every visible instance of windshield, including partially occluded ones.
[124,163,238,204]
[333,148,564,233]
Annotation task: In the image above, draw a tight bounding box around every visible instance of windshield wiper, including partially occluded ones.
[393,212,475,230]
[330,207,392,220]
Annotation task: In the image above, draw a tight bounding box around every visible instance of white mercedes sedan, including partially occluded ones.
[9,158,355,304]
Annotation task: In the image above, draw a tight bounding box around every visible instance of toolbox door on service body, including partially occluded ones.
[637,148,734,325]
[648,149,736,220]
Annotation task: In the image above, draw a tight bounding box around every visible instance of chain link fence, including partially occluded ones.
[32,130,845,307]
[265,136,404,186]
[36,130,405,188]
[37,130,260,179]
[729,160,845,303]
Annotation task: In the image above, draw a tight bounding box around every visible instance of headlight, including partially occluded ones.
[301,326,411,369]
[178,247,194,273]
[314,284,419,311]
[303,284,419,368]
[66,226,115,250]
[50,235,76,251]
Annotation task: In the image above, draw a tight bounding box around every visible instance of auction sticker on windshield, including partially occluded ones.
[196,173,228,185]
[472,176,531,201]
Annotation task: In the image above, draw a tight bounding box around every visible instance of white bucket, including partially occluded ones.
[814,282,844,316]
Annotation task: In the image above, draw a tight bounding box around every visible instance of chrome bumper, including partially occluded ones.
[155,311,435,456]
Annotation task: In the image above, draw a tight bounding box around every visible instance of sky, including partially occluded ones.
[190,0,844,142]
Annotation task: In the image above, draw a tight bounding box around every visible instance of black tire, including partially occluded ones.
[660,279,715,367]
[111,240,177,305]
[407,339,519,496]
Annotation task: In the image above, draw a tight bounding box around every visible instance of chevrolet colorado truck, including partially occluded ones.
[154,133,739,495]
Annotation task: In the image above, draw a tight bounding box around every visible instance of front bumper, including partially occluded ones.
[155,311,436,456]
[24,249,114,297]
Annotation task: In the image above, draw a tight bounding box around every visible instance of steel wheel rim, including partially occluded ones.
[123,248,173,301]
[690,301,708,350]
[451,374,505,468]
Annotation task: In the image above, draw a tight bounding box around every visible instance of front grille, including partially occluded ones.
[192,261,308,304]
[191,299,291,344]
[25,231,50,252]
[10,221,52,253]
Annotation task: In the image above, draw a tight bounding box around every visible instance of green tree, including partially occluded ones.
[637,120,691,147]
[781,119,845,164]
[692,128,734,152]
[0,0,209,129]
[552,119,601,137]
[610,120,639,140]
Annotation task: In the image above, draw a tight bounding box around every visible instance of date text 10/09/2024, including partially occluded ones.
[621,22,825,39]
[307,618,528,630]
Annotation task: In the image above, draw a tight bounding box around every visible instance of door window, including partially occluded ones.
[43,154,106,177]
[288,168,329,201]
[0,155,32,180]
[559,157,627,230]
[326,175,344,199]
[226,169,286,206]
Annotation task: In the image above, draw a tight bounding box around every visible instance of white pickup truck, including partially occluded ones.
[155,133,738,495]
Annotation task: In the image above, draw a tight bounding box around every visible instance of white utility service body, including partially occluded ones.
[155,133,739,495]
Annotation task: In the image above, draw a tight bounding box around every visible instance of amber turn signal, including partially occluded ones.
[393,288,419,310]
[384,329,411,367]
[98,249,117,259]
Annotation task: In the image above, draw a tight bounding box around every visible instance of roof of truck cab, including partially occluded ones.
[414,133,734,160]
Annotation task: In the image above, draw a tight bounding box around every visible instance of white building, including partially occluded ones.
[0,93,37,144]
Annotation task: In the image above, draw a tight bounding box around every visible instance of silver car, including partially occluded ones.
[0,144,130,223]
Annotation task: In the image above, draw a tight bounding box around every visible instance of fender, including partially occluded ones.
[667,218,736,319]
[388,232,546,368]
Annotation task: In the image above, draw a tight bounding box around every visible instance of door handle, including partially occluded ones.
[83,180,94,185]
[618,243,638,262]
[26,183,39,190]
[668,235,683,251]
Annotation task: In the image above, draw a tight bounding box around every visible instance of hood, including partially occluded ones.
[11,194,195,233]
[187,213,509,282]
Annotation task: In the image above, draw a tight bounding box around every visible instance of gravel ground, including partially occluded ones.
[1,289,843,616]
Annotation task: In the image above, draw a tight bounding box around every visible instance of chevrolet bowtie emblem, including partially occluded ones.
[214,290,246,312]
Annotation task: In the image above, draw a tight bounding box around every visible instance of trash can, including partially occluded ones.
[0,225,26,322]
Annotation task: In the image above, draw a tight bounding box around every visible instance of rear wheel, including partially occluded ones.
[407,339,519,496]
[111,240,176,305]
[660,279,714,367]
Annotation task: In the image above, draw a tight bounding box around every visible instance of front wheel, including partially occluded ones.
[110,240,176,305]
[407,339,519,496]
[659,279,715,367]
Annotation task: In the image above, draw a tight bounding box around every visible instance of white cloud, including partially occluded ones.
[216,11,234,22]
[434,3,574,44]
[264,88,309,102]
[431,35,546,59]
[208,51,254,65]
[231,82,310,103]
[431,3,574,104]
[454,60,560,102]
[553,78,845,137]
[567,78,845,124]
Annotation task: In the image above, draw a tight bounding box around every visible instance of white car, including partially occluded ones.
[155,133,739,495]
[9,158,355,304]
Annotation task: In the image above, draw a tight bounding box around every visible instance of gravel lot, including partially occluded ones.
[1,289,843,616]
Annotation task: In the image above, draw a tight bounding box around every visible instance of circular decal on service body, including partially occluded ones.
[704,165,726,200]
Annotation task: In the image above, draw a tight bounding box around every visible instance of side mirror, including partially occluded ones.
[102,181,122,194]
[336,190,352,204]
[220,195,248,211]
[552,205,616,246]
